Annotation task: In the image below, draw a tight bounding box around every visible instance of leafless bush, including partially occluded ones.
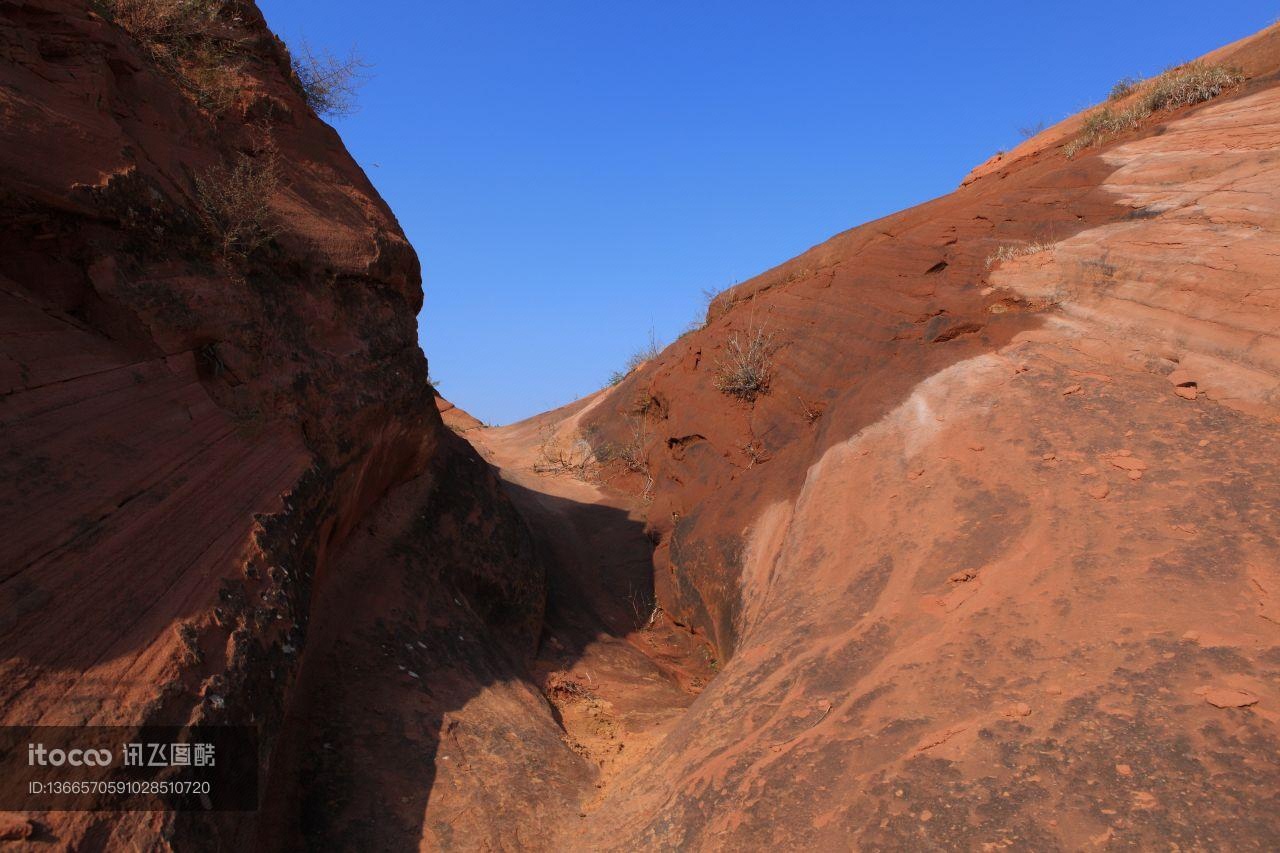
[742,439,769,468]
[714,325,777,401]
[797,396,825,424]
[291,41,370,118]
[1108,76,1139,100]
[604,327,660,384]
[618,417,653,500]
[683,284,727,335]
[534,426,595,477]
[1017,120,1046,139]
[194,147,281,259]
[608,328,662,386]
[626,583,662,630]
[984,241,1055,268]
[1108,76,1140,101]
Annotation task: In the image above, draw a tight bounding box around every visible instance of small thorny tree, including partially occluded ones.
[291,41,370,118]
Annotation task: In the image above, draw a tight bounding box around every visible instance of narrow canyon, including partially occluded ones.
[1,1,1279,849]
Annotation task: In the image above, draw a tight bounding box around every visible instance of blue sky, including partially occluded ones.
[259,1,1277,425]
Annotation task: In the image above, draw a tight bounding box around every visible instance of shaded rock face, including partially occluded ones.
[0,1,543,848]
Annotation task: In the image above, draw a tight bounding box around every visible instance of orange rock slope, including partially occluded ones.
[503,24,1280,850]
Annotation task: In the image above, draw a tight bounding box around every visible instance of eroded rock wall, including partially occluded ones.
[0,1,543,847]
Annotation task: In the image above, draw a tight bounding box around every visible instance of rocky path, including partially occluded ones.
[468,417,717,808]
[252,412,716,851]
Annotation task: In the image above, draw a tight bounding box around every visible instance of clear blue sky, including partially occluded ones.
[259,1,1276,425]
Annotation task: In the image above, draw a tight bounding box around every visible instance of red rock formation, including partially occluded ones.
[435,391,485,432]
[5,2,1280,848]
[0,1,543,847]
[502,24,1280,850]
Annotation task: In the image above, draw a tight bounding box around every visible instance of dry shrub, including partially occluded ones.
[618,417,653,501]
[797,396,825,424]
[608,329,661,387]
[1142,63,1242,111]
[684,285,726,335]
[617,417,648,473]
[626,582,662,629]
[183,40,244,112]
[1017,120,1046,140]
[1063,106,1147,157]
[534,427,595,477]
[106,0,222,42]
[985,241,1056,268]
[714,325,777,401]
[105,0,243,112]
[581,418,652,498]
[742,439,769,467]
[194,146,281,259]
[544,672,594,701]
[1066,63,1242,158]
[291,42,369,118]
[1108,76,1140,101]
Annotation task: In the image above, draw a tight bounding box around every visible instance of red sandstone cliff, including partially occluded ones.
[0,1,544,847]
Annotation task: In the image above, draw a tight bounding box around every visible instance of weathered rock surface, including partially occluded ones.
[513,24,1280,850]
[436,391,485,433]
[0,1,542,848]
[5,2,1280,849]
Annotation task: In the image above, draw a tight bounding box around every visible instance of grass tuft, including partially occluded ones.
[985,241,1055,268]
[1108,76,1141,101]
[714,325,777,401]
[1142,63,1242,111]
[1065,63,1242,158]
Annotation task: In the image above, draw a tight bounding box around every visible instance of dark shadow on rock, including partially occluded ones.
[254,432,653,850]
